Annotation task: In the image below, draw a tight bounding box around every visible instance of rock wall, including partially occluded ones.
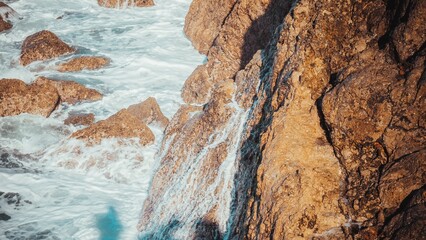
[139,0,425,239]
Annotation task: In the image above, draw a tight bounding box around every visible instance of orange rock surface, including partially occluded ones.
[20,30,75,66]
[58,56,110,72]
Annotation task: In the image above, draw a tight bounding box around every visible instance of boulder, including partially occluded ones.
[64,113,95,126]
[126,97,169,128]
[0,2,16,33]
[71,109,155,146]
[20,30,75,66]
[97,0,154,8]
[0,16,11,32]
[58,56,110,72]
[0,79,59,117]
[35,77,102,105]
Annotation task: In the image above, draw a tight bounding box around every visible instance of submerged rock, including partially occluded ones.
[71,109,155,146]
[57,56,110,72]
[0,79,59,117]
[20,30,75,66]
[35,77,102,105]
[127,97,169,128]
[97,0,154,8]
[64,113,95,126]
[0,212,11,221]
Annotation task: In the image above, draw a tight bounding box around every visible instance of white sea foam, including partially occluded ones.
[0,0,202,239]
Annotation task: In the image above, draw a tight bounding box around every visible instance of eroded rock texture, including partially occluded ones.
[0,79,59,117]
[35,77,103,105]
[71,109,155,146]
[139,0,425,239]
[64,113,95,126]
[127,97,169,128]
[20,30,75,66]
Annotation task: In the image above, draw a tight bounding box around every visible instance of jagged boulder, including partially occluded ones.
[20,30,75,66]
[35,77,102,105]
[58,56,110,72]
[97,0,154,8]
[0,79,59,117]
[126,97,169,128]
[64,113,95,126]
[71,109,155,146]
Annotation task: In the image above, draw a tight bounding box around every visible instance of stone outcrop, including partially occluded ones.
[182,0,292,104]
[0,79,59,117]
[58,56,110,72]
[20,30,75,66]
[70,97,167,145]
[71,109,155,146]
[127,97,169,128]
[64,113,95,126]
[97,0,154,8]
[139,0,425,239]
[0,77,102,117]
[35,77,102,104]
[0,2,16,33]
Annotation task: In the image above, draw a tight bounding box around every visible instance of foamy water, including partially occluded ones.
[0,0,202,239]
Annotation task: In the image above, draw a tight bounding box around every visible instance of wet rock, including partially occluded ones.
[0,212,11,221]
[4,224,60,240]
[20,30,75,66]
[35,77,102,105]
[0,16,12,32]
[0,152,24,169]
[0,78,59,117]
[0,2,16,33]
[140,0,425,239]
[126,97,169,128]
[71,109,154,146]
[0,191,32,208]
[57,56,110,72]
[97,0,154,8]
[64,113,95,126]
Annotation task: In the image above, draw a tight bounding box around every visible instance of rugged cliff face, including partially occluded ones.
[139,0,425,239]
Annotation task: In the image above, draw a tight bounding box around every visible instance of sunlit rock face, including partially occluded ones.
[20,30,75,66]
[97,0,154,8]
[71,97,167,146]
[71,109,155,146]
[35,77,103,105]
[127,97,169,128]
[0,77,102,117]
[0,79,59,117]
[139,0,425,239]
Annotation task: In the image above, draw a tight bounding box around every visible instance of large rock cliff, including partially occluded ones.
[139,0,425,239]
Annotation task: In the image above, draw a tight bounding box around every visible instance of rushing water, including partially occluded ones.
[0,0,203,239]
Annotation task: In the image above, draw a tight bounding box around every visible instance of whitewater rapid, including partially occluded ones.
[0,0,203,239]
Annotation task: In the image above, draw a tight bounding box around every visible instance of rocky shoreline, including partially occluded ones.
[0,0,424,239]
[139,0,425,239]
